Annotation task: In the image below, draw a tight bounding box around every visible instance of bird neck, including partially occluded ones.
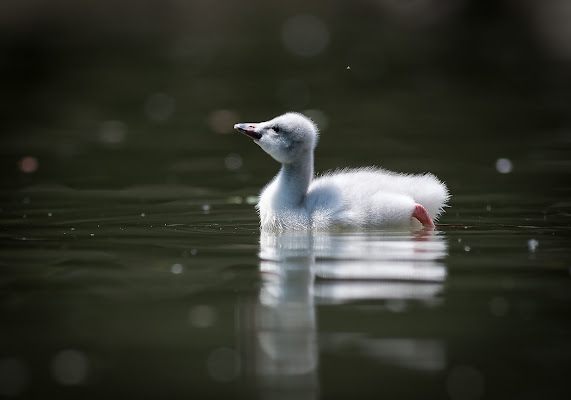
[277,150,314,206]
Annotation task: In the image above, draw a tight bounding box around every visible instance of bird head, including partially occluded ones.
[234,112,319,164]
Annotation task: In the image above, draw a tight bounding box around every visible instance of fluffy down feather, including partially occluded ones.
[234,113,449,231]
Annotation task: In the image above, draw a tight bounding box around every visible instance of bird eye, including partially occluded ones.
[272,126,280,133]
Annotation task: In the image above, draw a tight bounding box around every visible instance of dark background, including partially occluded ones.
[1,0,570,193]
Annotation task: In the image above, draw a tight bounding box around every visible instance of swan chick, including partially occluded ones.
[234,112,449,231]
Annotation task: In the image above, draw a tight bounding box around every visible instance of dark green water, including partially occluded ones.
[2,1,571,399]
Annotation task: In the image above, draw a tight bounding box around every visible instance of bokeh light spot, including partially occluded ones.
[495,158,513,174]
[171,263,183,274]
[19,156,38,173]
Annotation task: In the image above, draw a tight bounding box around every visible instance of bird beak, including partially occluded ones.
[234,123,262,141]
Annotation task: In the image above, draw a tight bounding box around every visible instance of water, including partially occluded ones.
[2,2,571,399]
[1,194,570,399]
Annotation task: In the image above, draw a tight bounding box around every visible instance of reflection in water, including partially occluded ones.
[248,229,448,398]
[255,232,318,398]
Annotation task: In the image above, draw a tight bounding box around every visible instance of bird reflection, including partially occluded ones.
[250,229,448,398]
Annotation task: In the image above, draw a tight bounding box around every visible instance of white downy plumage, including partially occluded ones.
[234,112,449,231]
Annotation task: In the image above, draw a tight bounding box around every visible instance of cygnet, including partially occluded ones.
[234,112,449,231]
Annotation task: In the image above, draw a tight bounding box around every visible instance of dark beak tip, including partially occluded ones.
[234,122,262,140]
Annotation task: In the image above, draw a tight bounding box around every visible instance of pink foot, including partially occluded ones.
[412,204,435,229]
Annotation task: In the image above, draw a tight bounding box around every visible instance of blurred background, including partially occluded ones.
[1,1,571,399]
[1,0,570,193]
